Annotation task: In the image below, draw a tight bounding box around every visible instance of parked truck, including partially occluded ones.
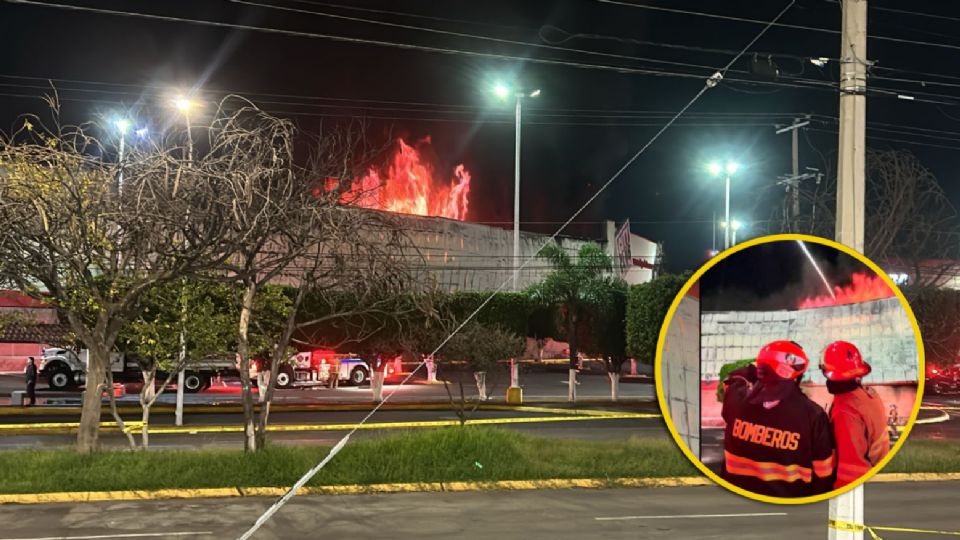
[255,349,383,389]
[39,348,239,393]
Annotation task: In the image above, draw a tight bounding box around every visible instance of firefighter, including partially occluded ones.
[721,340,835,497]
[821,340,890,489]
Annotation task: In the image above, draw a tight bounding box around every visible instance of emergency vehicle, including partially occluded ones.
[253,349,397,389]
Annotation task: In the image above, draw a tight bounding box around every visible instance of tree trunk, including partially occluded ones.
[255,282,307,450]
[236,280,258,452]
[104,368,136,450]
[77,347,108,453]
[608,372,620,402]
[257,371,269,404]
[567,309,578,403]
[474,371,487,401]
[140,366,156,449]
[371,369,385,403]
[426,355,437,382]
[473,371,487,401]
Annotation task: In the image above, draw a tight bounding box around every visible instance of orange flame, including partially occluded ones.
[345,137,470,220]
[798,272,894,309]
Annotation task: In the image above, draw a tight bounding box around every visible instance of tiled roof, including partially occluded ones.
[0,322,71,344]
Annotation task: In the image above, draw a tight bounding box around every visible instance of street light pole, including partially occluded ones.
[493,83,538,291]
[724,174,731,250]
[115,118,130,194]
[512,93,522,292]
[171,96,196,427]
[708,161,738,251]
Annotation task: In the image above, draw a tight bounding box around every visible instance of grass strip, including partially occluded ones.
[0,428,693,494]
[0,430,957,494]
[885,439,960,474]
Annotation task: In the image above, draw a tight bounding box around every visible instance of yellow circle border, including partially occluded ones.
[654,233,925,505]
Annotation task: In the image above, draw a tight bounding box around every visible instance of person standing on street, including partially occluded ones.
[821,340,890,489]
[24,357,37,406]
[327,356,340,389]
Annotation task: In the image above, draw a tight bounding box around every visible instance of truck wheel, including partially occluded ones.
[183,372,206,393]
[350,366,369,386]
[276,366,294,389]
[48,366,73,390]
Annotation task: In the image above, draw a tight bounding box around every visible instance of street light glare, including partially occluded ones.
[731,220,743,231]
[135,127,149,138]
[529,89,541,98]
[173,97,194,112]
[115,118,131,133]
[725,161,739,175]
[707,162,723,177]
[493,83,510,99]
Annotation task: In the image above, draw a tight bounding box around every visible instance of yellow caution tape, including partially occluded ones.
[0,413,660,435]
[830,519,960,539]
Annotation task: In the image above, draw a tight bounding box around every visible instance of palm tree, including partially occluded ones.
[529,242,620,401]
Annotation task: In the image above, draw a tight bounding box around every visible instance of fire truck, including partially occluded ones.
[255,349,392,389]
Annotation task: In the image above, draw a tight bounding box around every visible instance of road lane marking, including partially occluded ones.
[595,512,788,521]
[0,532,212,540]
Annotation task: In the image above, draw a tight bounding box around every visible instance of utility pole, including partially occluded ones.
[831,1,867,539]
[836,0,867,252]
[775,118,810,230]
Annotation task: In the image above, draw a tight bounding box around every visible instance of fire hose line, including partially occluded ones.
[829,519,960,539]
[235,4,798,539]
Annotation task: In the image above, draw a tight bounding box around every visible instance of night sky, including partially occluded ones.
[3,1,959,271]
[700,240,872,311]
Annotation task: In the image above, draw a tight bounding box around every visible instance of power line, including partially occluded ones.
[0,0,706,81]
[824,1,960,24]
[230,0,729,74]
[808,127,960,151]
[0,76,820,119]
[596,0,960,54]
[595,0,837,35]
[1,0,838,94]
[285,0,534,33]
[0,70,829,118]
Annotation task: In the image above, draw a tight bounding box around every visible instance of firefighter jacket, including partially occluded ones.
[722,374,836,498]
[830,386,890,489]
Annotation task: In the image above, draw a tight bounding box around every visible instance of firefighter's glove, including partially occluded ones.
[725,364,758,387]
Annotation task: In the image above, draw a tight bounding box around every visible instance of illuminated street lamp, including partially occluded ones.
[114,118,132,193]
[170,94,198,428]
[719,219,745,246]
[492,81,541,292]
[172,95,198,163]
[708,160,740,250]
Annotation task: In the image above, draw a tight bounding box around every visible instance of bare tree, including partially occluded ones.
[0,99,229,453]
[768,148,959,288]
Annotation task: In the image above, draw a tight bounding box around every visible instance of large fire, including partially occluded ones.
[798,272,894,309]
[343,137,471,220]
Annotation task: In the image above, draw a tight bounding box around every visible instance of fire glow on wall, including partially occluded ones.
[343,137,471,220]
[798,272,894,309]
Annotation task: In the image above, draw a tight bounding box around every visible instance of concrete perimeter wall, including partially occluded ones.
[701,298,918,385]
[661,288,700,458]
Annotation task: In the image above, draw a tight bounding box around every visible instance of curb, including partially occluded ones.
[0,399,657,416]
[0,412,662,435]
[1,473,957,505]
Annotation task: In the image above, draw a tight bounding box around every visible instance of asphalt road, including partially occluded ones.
[0,481,954,540]
[0,371,656,406]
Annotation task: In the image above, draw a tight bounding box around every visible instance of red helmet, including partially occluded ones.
[756,340,809,380]
[821,341,871,381]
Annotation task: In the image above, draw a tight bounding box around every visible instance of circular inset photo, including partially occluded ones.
[655,234,923,504]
